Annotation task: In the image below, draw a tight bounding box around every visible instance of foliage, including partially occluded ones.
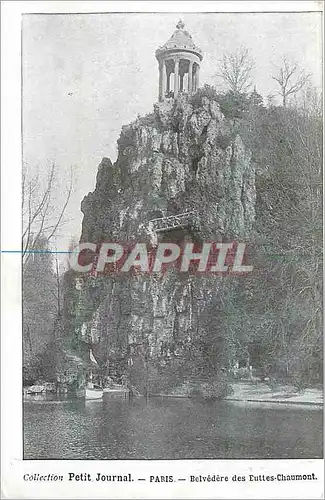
[23,340,61,385]
[128,356,185,395]
[127,354,232,400]
[216,90,251,119]
[228,96,322,387]
[189,84,219,107]
[190,84,263,120]
[231,367,252,380]
[188,374,233,400]
[186,85,322,388]
[137,112,157,127]
[23,237,59,384]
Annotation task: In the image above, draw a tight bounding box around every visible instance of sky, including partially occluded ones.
[22,12,323,259]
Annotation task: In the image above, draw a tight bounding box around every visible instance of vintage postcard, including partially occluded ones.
[1,1,324,498]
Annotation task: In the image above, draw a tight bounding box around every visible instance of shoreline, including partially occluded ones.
[150,394,323,407]
[23,380,323,408]
[23,394,323,407]
[151,380,323,407]
[225,381,323,407]
[225,397,323,407]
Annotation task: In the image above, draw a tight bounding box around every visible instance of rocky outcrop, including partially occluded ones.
[81,95,255,243]
[74,93,256,373]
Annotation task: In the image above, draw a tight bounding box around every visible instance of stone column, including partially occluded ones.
[161,60,167,98]
[195,65,200,91]
[158,60,163,100]
[174,58,179,97]
[166,68,170,93]
[188,61,193,93]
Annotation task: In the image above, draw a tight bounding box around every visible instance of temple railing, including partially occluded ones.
[149,210,200,233]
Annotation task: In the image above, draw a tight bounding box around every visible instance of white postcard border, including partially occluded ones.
[1,2,323,499]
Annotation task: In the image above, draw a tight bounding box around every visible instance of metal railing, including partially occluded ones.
[149,210,200,233]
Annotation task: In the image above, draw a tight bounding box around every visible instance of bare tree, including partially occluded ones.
[22,164,73,383]
[52,251,63,317]
[272,57,311,108]
[22,164,73,266]
[217,47,255,94]
[299,85,323,119]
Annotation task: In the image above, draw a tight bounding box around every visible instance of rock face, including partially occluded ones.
[74,94,255,372]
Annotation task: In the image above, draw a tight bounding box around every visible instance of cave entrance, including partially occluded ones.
[157,226,201,245]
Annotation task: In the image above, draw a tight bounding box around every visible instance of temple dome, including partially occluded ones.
[156,20,203,61]
[155,20,203,100]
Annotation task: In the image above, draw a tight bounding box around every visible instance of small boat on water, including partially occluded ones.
[85,386,103,400]
[75,347,104,400]
[76,384,103,400]
[74,347,131,400]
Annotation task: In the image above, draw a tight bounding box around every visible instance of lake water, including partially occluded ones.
[23,397,323,460]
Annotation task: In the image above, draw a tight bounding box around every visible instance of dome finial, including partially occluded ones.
[176,19,185,30]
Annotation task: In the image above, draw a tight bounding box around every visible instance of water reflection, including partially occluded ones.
[23,397,323,460]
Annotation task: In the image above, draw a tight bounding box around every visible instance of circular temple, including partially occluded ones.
[155,21,203,100]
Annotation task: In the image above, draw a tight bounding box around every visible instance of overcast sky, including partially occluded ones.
[22,12,322,257]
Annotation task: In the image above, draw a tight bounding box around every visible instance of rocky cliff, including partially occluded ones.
[72,93,256,380]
